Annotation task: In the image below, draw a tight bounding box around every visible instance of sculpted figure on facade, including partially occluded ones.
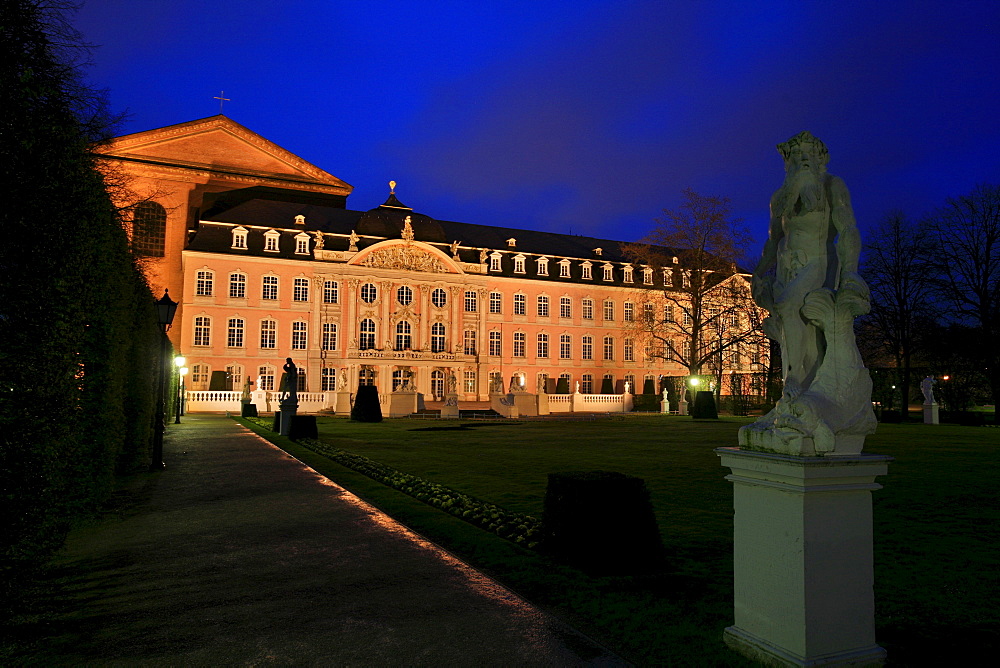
[310,230,324,250]
[348,229,360,251]
[739,132,876,456]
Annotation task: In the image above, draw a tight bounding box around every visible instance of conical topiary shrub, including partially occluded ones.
[691,390,718,419]
[351,385,383,422]
[643,377,656,395]
[600,377,614,394]
[555,377,570,394]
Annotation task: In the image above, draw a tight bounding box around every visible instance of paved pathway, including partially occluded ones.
[16,415,624,666]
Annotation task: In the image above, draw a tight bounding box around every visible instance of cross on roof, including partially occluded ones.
[214,91,231,114]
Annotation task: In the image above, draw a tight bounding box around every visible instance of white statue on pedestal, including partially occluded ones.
[920,375,936,404]
[739,132,877,456]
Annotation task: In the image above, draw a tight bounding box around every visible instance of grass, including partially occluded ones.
[239,415,1000,666]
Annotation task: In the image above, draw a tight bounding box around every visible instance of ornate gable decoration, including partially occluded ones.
[360,246,447,273]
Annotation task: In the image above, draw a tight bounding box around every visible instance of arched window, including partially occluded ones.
[431,322,446,353]
[359,319,376,350]
[132,201,166,257]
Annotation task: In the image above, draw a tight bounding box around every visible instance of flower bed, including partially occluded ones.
[245,417,543,548]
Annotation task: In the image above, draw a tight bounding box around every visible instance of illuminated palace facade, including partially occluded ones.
[101,116,750,401]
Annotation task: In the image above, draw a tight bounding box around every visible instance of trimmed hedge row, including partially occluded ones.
[246,417,543,547]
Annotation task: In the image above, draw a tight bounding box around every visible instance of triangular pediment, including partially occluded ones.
[99,115,352,194]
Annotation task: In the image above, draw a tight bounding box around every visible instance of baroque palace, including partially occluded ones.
[100,115,748,404]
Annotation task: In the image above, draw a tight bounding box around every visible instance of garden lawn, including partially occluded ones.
[242,416,998,666]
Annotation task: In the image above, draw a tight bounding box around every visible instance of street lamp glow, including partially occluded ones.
[179,366,189,376]
[689,377,700,387]
[174,356,186,368]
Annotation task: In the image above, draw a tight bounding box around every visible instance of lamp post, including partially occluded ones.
[174,356,187,424]
[152,290,178,471]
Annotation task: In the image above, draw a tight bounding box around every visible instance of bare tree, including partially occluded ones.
[622,188,767,387]
[860,211,936,413]
[925,183,1000,421]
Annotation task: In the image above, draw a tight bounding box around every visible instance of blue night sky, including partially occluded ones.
[74,0,999,258]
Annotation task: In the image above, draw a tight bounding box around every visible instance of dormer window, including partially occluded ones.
[294,214,305,225]
[602,264,614,281]
[294,232,310,255]
[622,265,633,282]
[264,229,280,252]
[536,256,549,276]
[593,248,603,256]
[231,226,248,249]
[489,252,502,272]
[672,256,679,264]
[663,267,673,286]
[513,254,526,274]
[559,259,571,277]
[642,267,653,285]
[581,261,592,280]
[507,237,517,247]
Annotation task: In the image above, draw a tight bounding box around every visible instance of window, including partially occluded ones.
[227,318,245,348]
[559,260,571,278]
[643,303,655,322]
[489,371,502,392]
[643,267,653,285]
[581,374,594,394]
[464,371,476,393]
[264,230,280,252]
[196,270,214,296]
[132,202,166,257]
[624,302,634,322]
[537,295,549,317]
[513,332,526,357]
[559,297,571,319]
[395,321,412,350]
[581,262,592,279]
[360,283,378,303]
[663,268,673,286]
[603,336,615,360]
[322,323,337,351]
[603,264,614,281]
[559,373,571,392]
[262,276,278,300]
[194,316,211,346]
[682,270,691,289]
[464,290,478,313]
[537,257,549,276]
[296,372,307,392]
[683,310,693,328]
[257,365,274,391]
[513,255,526,273]
[260,319,276,349]
[295,233,310,255]
[431,322,446,353]
[397,285,413,305]
[191,364,210,390]
[559,334,571,359]
[229,273,246,299]
[514,293,526,315]
[582,298,594,320]
[603,300,614,321]
[623,266,633,283]
[323,280,338,304]
[291,321,307,350]
[536,333,549,358]
[489,291,502,314]
[489,331,501,356]
[359,319,376,349]
[582,335,593,360]
[624,338,635,362]
[463,330,477,355]
[665,304,675,322]
[231,226,248,250]
[293,277,309,302]
[431,288,447,308]
[489,253,502,272]
[359,367,376,386]
[321,368,337,391]
[226,364,243,389]
[392,369,407,391]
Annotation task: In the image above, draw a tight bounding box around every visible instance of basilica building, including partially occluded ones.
[99,116,753,403]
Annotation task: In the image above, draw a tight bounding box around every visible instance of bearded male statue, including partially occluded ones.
[739,132,877,456]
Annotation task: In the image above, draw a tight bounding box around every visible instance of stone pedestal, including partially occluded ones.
[440,393,460,419]
[278,400,298,437]
[512,391,538,417]
[388,390,418,418]
[716,447,891,667]
[678,399,688,416]
[335,391,352,416]
[923,402,939,425]
[660,399,670,414]
[536,392,550,415]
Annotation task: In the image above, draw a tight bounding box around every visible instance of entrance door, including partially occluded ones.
[431,370,444,401]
